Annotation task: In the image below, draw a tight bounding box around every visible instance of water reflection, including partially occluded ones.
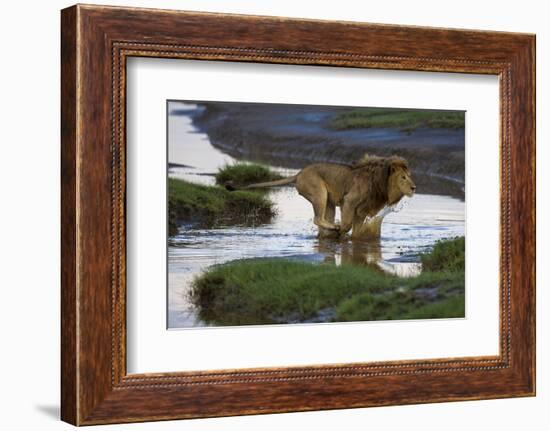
[318,238,421,277]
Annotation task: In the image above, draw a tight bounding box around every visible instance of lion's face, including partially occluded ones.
[389,166,416,199]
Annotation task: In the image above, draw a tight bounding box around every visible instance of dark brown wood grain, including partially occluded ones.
[60,5,78,425]
[61,4,536,425]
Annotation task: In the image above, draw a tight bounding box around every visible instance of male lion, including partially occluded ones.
[226,155,416,238]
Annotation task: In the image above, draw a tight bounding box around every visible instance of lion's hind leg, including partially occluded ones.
[311,191,340,231]
[297,179,340,232]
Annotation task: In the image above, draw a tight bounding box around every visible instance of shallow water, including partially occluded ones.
[167,102,465,328]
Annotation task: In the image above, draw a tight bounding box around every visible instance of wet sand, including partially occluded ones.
[189,101,465,198]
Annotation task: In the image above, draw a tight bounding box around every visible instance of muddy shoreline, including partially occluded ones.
[186,101,465,198]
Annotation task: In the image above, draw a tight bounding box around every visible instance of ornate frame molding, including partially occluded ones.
[61,5,535,425]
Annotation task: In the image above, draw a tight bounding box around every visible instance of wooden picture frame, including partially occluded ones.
[61,4,535,425]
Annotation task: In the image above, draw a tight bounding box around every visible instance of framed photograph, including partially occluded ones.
[61,4,535,425]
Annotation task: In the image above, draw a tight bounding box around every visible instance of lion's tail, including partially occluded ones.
[225,175,297,191]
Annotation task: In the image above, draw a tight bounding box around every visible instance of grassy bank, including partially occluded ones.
[190,237,465,325]
[329,108,465,132]
[421,236,465,272]
[168,178,276,236]
[215,162,283,188]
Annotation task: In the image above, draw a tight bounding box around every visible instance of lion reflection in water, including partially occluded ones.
[317,239,421,277]
[317,238,382,265]
[226,154,416,239]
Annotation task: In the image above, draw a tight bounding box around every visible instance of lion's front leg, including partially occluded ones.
[318,203,340,239]
[338,199,357,236]
[352,213,384,239]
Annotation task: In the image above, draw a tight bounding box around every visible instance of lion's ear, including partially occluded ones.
[387,157,407,175]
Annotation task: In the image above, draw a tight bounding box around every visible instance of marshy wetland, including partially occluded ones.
[168,101,465,328]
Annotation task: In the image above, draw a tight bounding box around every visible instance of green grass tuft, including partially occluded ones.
[191,260,392,325]
[215,162,283,188]
[168,178,276,235]
[420,236,465,272]
[403,294,465,319]
[329,108,465,132]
